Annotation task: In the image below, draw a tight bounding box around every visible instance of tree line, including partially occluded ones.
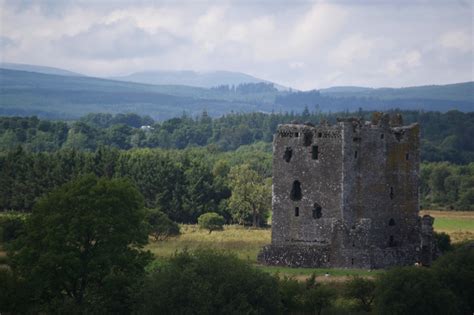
[1,144,472,216]
[0,109,473,163]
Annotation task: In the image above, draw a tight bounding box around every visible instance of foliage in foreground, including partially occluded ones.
[7,175,153,313]
[136,250,281,315]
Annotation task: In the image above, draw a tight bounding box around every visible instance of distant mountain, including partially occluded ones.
[0,62,83,77]
[0,67,472,120]
[110,70,289,90]
[320,82,474,103]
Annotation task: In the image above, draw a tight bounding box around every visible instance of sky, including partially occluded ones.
[0,0,473,90]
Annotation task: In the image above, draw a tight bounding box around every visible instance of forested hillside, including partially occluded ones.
[1,68,472,119]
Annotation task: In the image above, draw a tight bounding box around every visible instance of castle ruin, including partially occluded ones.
[258,113,435,269]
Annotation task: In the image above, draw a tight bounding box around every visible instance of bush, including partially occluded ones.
[198,212,225,233]
[434,231,452,253]
[344,276,375,312]
[136,250,281,314]
[374,267,458,315]
[432,245,474,314]
[0,268,33,313]
[146,209,180,241]
[0,214,26,243]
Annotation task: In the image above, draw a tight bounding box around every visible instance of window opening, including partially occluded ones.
[390,187,394,200]
[294,207,299,217]
[294,132,299,137]
[381,133,384,139]
[312,145,319,160]
[312,203,322,219]
[405,153,409,160]
[389,218,395,226]
[318,132,322,138]
[351,258,354,265]
[389,235,395,247]
[354,150,358,159]
[290,180,302,201]
[283,147,293,162]
[303,132,313,146]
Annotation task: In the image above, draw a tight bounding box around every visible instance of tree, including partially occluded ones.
[146,208,180,241]
[298,274,336,315]
[136,250,281,314]
[432,246,474,314]
[10,175,152,313]
[198,212,225,233]
[374,267,458,315]
[228,164,271,227]
[344,276,376,312]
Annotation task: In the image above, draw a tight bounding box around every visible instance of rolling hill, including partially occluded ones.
[0,66,472,120]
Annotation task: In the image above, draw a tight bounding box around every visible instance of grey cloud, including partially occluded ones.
[0,36,17,50]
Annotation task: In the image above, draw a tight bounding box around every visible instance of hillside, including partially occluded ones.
[110,70,285,89]
[0,62,83,77]
[0,67,472,120]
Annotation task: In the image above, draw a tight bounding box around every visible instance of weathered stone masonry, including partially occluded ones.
[258,113,435,269]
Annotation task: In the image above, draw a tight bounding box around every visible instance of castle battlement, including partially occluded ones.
[258,113,435,269]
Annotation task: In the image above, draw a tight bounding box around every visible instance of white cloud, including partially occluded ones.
[439,30,473,53]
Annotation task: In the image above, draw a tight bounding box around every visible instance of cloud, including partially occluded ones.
[439,30,472,53]
[0,0,472,89]
[55,20,185,59]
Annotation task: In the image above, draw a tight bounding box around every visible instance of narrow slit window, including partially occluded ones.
[390,187,394,200]
[294,207,299,217]
[389,218,395,226]
[381,133,384,139]
[294,132,299,137]
[354,150,358,159]
[389,235,395,247]
[312,145,319,160]
[318,132,322,138]
[351,258,354,265]
[312,203,322,219]
[290,180,302,201]
[405,153,409,160]
[283,147,293,162]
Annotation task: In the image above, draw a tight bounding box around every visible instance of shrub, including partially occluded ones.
[432,245,474,314]
[146,209,180,241]
[136,250,281,314]
[344,276,375,312]
[434,231,452,253]
[0,214,26,243]
[0,268,33,313]
[198,212,225,233]
[298,274,336,315]
[374,267,458,315]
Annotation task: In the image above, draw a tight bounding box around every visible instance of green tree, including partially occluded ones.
[146,208,180,241]
[374,267,458,315]
[228,164,271,227]
[10,175,152,313]
[298,274,336,315]
[344,276,376,312]
[432,246,474,314]
[198,212,225,233]
[136,250,281,314]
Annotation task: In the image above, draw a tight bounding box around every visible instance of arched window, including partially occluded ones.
[290,180,302,201]
[312,203,322,219]
[389,218,395,226]
[283,147,292,162]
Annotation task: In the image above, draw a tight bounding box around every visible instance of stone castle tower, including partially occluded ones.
[258,113,435,269]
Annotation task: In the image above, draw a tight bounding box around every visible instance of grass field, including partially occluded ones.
[420,210,474,243]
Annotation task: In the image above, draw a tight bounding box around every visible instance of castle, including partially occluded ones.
[258,113,436,269]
